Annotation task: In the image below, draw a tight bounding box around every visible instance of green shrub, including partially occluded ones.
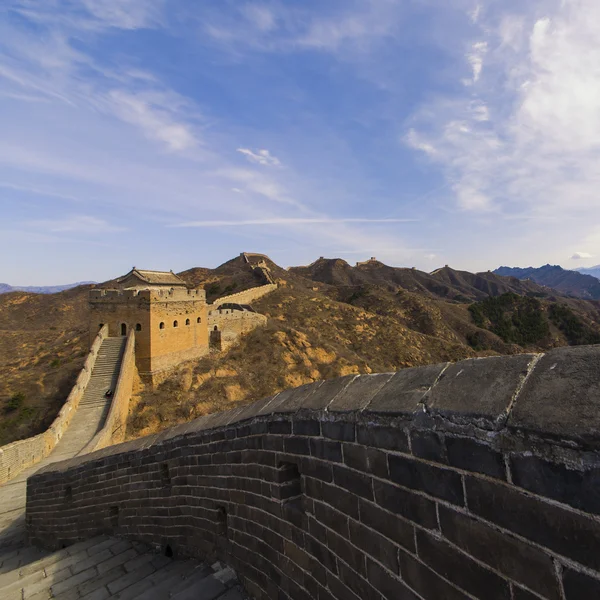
[50,358,61,368]
[6,392,25,412]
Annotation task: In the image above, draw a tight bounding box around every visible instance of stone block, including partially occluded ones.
[326,570,361,600]
[367,363,448,414]
[309,439,342,463]
[511,454,600,515]
[292,419,321,437]
[314,500,349,538]
[337,561,381,600]
[388,454,464,505]
[266,383,321,414]
[321,482,360,520]
[410,430,446,463]
[438,505,560,600]
[466,475,600,571]
[366,558,418,600]
[445,437,506,480]
[425,354,536,430]
[283,437,310,456]
[508,345,600,443]
[333,465,374,500]
[372,480,438,529]
[349,520,399,573]
[326,528,365,575]
[322,421,355,442]
[358,498,415,552]
[562,568,600,600]
[416,529,511,600]
[237,395,279,420]
[513,585,546,600]
[328,373,393,412]
[398,550,471,600]
[267,420,292,435]
[300,458,333,483]
[356,424,409,453]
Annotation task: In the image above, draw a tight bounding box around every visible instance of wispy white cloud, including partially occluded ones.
[26,215,127,234]
[107,90,199,152]
[464,41,487,85]
[174,217,416,228]
[202,0,405,55]
[405,0,600,225]
[237,148,281,166]
[571,252,593,260]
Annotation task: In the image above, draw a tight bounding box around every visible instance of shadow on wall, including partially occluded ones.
[26,346,600,600]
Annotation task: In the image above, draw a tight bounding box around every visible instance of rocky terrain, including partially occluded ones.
[3,254,600,445]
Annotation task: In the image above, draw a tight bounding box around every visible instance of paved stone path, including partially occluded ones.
[0,337,244,599]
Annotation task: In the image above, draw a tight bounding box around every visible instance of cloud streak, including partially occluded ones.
[237,148,281,166]
[174,217,417,228]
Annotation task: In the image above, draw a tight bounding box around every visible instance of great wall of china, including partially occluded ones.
[2,265,600,598]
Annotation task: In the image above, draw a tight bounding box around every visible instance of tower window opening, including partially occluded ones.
[197,317,201,323]
[136,323,142,331]
[185,318,190,326]
[159,322,165,330]
[121,323,127,336]
[173,320,178,328]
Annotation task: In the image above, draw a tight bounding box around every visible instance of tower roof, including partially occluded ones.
[117,268,187,288]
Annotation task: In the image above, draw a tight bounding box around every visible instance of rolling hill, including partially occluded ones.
[3,254,600,444]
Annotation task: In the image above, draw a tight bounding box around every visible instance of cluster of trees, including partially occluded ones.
[468,293,600,348]
[468,293,549,346]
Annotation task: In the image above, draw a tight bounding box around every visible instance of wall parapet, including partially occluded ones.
[82,330,136,454]
[0,325,109,484]
[212,284,277,308]
[90,288,206,302]
[26,345,600,600]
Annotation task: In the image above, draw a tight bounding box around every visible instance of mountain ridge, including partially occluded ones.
[0,281,96,295]
[494,264,600,300]
[3,253,600,445]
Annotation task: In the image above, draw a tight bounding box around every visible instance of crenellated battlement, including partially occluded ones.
[90,288,206,303]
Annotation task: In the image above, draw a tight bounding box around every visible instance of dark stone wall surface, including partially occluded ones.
[26,346,600,600]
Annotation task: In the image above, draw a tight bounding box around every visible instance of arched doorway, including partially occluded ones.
[121,323,127,336]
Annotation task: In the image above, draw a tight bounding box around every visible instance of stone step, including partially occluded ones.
[0,536,244,600]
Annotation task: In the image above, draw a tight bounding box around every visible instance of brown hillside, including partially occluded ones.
[0,286,91,444]
[3,253,600,446]
[127,284,475,438]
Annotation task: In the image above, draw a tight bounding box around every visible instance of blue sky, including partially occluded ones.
[1,0,599,285]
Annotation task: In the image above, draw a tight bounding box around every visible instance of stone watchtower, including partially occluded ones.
[89,268,208,382]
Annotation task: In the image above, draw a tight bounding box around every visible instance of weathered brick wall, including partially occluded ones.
[208,309,268,350]
[0,325,109,484]
[82,330,137,453]
[26,346,600,600]
[212,284,277,307]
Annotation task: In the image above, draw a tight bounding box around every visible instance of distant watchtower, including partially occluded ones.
[89,268,208,381]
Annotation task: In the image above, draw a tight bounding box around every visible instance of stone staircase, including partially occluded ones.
[0,536,242,600]
[0,337,245,600]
